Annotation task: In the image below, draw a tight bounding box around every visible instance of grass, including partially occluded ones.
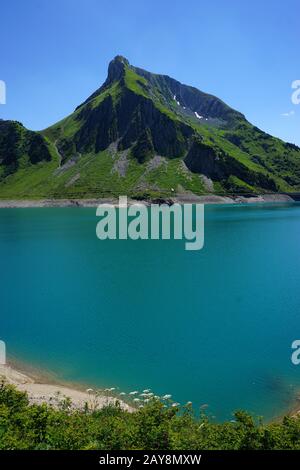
[124,67,148,98]
[145,159,206,195]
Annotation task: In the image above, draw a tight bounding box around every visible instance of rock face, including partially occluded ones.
[184,139,278,191]
[73,86,193,158]
[133,65,244,125]
[0,55,300,199]
[0,120,51,176]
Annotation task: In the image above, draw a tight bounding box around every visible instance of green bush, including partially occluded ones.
[0,382,300,450]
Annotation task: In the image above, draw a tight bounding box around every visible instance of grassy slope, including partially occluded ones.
[0,150,207,199]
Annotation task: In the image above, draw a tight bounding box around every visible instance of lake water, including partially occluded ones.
[1,203,300,421]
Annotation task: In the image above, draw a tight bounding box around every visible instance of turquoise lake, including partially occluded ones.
[1,203,300,421]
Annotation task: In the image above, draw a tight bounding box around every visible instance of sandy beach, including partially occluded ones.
[0,363,132,412]
[1,362,300,420]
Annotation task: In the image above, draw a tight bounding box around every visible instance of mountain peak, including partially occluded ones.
[106,55,129,84]
[76,55,130,109]
[111,55,129,65]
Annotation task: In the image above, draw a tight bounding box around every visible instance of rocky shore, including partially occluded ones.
[0,193,295,208]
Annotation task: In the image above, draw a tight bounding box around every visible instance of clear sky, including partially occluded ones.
[0,0,299,144]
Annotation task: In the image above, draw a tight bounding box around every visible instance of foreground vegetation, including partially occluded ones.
[1,382,300,450]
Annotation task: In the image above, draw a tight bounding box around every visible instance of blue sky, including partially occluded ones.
[0,0,299,144]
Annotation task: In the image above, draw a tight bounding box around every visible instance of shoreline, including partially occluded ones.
[0,360,133,412]
[0,193,296,208]
[1,359,300,421]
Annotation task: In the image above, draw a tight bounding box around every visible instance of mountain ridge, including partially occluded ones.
[0,55,300,199]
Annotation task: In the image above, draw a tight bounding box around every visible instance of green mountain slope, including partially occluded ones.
[1,55,300,199]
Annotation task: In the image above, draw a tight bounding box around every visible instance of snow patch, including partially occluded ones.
[195,112,203,119]
[173,94,180,106]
